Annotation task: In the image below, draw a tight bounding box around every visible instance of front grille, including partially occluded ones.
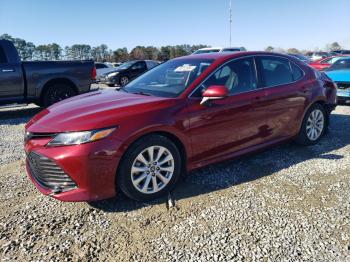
[27,152,76,191]
[336,82,350,90]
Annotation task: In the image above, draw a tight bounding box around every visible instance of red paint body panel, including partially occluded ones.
[310,55,350,71]
[24,52,337,202]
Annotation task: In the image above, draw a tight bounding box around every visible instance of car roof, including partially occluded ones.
[176,51,292,61]
[197,47,222,50]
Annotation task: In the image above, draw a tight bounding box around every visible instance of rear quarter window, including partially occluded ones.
[290,62,304,81]
[95,63,106,69]
[0,47,7,63]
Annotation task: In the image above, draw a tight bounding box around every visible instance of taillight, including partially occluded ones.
[91,66,97,80]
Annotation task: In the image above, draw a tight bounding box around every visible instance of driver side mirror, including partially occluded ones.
[200,85,229,105]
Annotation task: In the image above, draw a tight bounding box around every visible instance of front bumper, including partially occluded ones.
[99,75,119,85]
[24,136,123,202]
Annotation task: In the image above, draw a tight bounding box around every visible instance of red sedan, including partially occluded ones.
[310,55,350,71]
[24,52,337,202]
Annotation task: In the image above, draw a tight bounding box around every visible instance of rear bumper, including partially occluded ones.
[337,97,350,104]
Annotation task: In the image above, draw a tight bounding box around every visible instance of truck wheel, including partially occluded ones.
[42,84,77,107]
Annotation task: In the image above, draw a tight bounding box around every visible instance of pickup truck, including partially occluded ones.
[0,39,96,107]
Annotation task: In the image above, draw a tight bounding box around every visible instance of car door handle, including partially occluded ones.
[1,69,15,73]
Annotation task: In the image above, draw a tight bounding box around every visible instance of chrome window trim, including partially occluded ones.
[188,54,306,98]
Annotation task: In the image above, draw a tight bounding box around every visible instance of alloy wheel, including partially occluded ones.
[306,109,324,141]
[131,146,174,194]
[120,77,129,86]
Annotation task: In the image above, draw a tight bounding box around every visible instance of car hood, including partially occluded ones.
[325,70,350,82]
[26,90,172,133]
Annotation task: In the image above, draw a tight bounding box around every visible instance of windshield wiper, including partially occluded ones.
[131,91,152,96]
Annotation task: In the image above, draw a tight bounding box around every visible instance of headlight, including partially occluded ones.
[47,127,116,146]
[108,72,119,77]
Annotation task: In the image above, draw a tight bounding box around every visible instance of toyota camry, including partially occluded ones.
[24,52,337,202]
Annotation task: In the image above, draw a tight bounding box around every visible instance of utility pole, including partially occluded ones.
[229,0,232,47]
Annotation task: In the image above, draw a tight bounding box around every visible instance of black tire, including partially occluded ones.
[42,83,77,107]
[107,84,115,87]
[295,103,328,145]
[119,76,129,87]
[117,135,182,201]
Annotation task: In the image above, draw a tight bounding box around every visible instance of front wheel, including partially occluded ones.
[295,103,327,145]
[117,135,182,201]
[120,76,129,87]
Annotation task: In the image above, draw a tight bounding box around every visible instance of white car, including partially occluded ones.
[192,47,244,54]
[95,62,116,79]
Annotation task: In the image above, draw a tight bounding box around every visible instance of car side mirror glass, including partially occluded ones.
[200,85,229,105]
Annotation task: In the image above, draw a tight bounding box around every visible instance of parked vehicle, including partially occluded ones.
[287,53,311,64]
[112,62,122,67]
[0,40,95,107]
[325,57,350,104]
[99,60,159,87]
[24,52,337,202]
[95,62,115,79]
[332,50,350,55]
[193,47,245,54]
[310,55,350,71]
[305,52,331,61]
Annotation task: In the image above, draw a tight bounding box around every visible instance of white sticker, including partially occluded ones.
[174,64,196,72]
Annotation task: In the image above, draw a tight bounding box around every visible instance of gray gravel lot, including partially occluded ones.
[0,101,349,261]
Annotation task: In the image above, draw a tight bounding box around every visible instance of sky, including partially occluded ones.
[1,0,350,51]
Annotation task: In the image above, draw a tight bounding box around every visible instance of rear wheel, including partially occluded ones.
[42,83,76,107]
[117,135,182,201]
[295,103,327,145]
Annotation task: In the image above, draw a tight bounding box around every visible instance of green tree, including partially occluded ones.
[0,34,36,60]
[112,48,129,62]
[287,48,300,54]
[265,46,274,52]
[130,46,147,60]
[327,42,342,51]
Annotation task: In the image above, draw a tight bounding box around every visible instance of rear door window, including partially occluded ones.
[132,61,147,70]
[257,56,294,87]
[290,62,304,81]
[0,47,7,63]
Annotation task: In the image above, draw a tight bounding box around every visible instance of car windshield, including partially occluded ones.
[122,58,214,97]
[117,61,135,70]
[327,58,350,71]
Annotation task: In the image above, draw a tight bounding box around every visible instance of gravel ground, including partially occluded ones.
[0,102,349,261]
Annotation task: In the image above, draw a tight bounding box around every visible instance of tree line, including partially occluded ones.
[1,34,344,62]
[0,34,208,62]
[264,42,343,54]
